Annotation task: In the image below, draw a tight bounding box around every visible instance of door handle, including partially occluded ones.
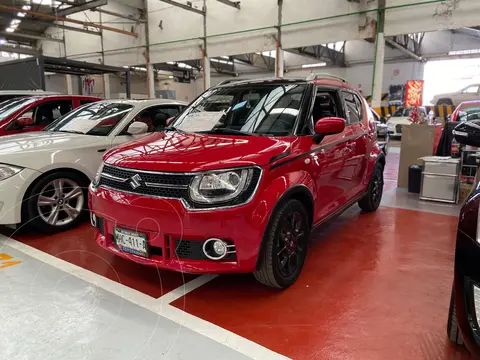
[97,148,107,153]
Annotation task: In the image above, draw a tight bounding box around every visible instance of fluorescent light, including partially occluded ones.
[32,0,42,4]
[169,75,174,79]
[449,49,480,56]
[10,24,19,29]
[17,12,26,17]
[166,61,174,65]
[22,5,31,10]
[302,62,327,68]
[11,19,21,25]
[5,28,15,33]
[220,56,229,59]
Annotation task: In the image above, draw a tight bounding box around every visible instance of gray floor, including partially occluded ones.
[0,245,250,360]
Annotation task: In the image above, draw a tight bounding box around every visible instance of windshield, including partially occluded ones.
[0,97,36,122]
[45,102,133,136]
[458,105,480,122]
[171,84,307,136]
[392,108,411,117]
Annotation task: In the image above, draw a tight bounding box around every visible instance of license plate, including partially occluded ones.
[114,227,148,258]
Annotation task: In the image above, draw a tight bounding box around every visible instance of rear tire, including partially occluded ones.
[358,162,384,212]
[447,286,464,346]
[254,199,309,289]
[25,171,89,234]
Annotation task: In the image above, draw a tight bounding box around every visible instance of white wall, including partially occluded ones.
[40,0,480,71]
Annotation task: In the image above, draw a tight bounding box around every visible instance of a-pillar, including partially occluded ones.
[147,63,155,99]
[103,74,111,99]
[203,55,211,90]
[371,33,385,108]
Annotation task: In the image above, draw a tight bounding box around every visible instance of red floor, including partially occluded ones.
[1,148,473,359]
[171,207,471,360]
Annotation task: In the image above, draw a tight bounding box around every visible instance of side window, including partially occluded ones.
[33,100,73,126]
[462,86,479,94]
[342,91,361,124]
[308,88,340,134]
[149,105,182,131]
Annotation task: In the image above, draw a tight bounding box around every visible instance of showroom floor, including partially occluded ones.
[0,147,473,360]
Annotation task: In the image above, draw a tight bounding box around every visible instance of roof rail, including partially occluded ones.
[217,78,249,86]
[306,73,348,83]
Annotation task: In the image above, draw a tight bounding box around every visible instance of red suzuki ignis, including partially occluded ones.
[89,75,385,288]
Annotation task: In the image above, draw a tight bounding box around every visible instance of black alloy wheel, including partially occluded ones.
[254,199,309,289]
[358,162,384,212]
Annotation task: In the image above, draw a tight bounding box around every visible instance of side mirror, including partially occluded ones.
[380,116,387,124]
[313,117,346,144]
[16,116,34,128]
[127,122,148,135]
[453,120,480,147]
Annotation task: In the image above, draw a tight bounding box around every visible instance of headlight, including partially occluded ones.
[92,162,104,187]
[0,163,23,181]
[189,168,254,204]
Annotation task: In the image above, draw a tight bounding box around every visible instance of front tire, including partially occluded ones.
[254,199,309,289]
[447,286,464,345]
[25,171,88,233]
[358,162,384,212]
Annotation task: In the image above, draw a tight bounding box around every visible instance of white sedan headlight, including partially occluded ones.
[189,168,254,204]
[92,162,104,187]
[0,163,23,181]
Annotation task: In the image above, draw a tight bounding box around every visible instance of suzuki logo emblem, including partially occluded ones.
[129,174,142,189]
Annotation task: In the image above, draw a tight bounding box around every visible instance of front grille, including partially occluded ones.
[99,164,193,199]
[175,239,206,260]
[96,216,105,235]
[396,124,403,134]
[174,239,236,261]
[99,164,262,209]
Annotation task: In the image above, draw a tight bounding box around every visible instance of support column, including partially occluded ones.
[276,47,284,78]
[275,0,284,78]
[203,54,211,90]
[147,63,155,98]
[65,75,73,94]
[371,33,385,108]
[371,3,385,108]
[103,73,111,99]
[202,0,210,90]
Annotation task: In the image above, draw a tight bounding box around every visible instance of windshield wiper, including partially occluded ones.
[198,128,253,136]
[163,126,184,133]
[55,130,85,135]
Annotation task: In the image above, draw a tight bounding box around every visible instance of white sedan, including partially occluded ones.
[0,99,187,233]
[386,106,427,138]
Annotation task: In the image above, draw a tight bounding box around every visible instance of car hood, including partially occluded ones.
[0,131,105,169]
[387,117,411,125]
[433,92,454,99]
[104,131,293,172]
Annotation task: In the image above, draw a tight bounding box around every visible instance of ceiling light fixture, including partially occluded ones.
[5,28,15,33]
[302,62,327,68]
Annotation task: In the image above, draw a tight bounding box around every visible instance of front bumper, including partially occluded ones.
[89,185,265,274]
[0,168,42,225]
[454,229,480,358]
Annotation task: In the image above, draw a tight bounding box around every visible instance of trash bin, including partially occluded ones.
[408,164,423,193]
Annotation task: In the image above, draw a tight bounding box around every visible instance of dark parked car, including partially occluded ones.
[448,120,480,357]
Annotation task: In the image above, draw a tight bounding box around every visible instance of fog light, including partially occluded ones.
[203,238,229,260]
[474,285,480,325]
[213,240,227,256]
[90,212,97,227]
